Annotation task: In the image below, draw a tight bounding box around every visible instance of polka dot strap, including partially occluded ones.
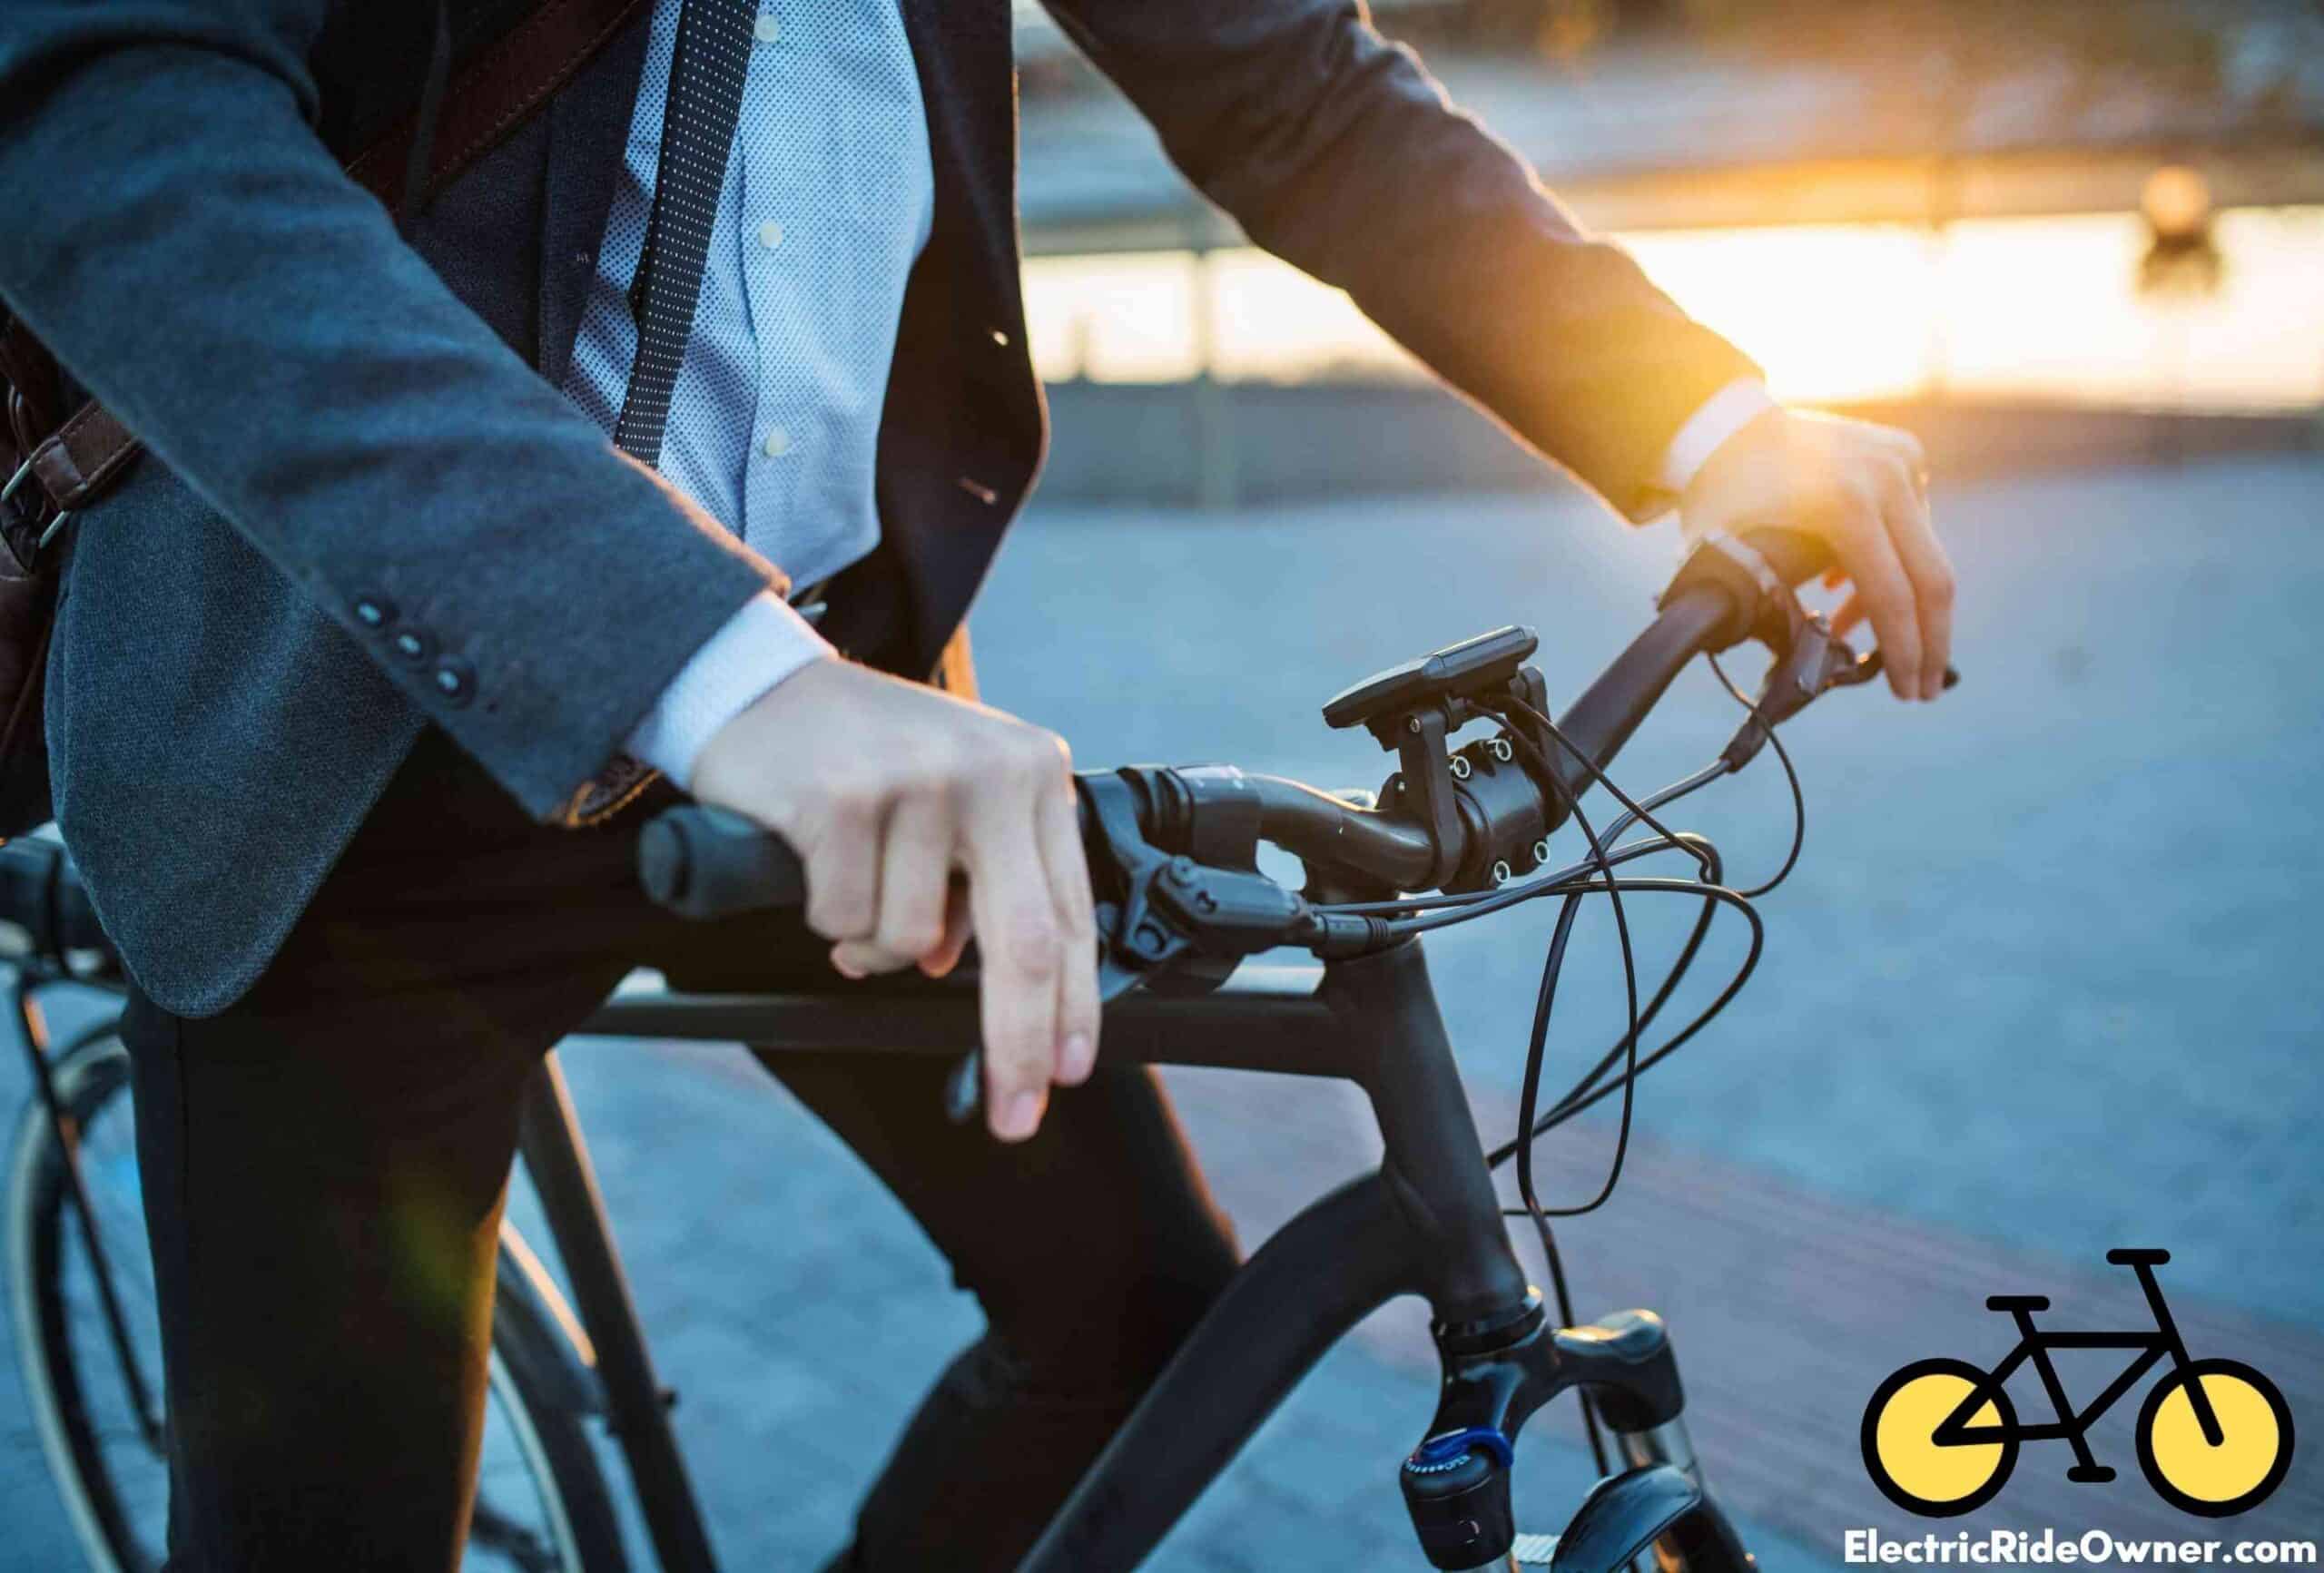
[612,0,756,465]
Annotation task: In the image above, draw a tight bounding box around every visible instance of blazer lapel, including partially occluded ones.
[896,0,1016,312]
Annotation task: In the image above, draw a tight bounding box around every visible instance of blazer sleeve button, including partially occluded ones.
[352,594,398,629]
[389,627,439,664]
[430,656,476,707]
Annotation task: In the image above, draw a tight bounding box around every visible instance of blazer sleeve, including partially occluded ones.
[0,1,787,819]
[1037,0,1762,520]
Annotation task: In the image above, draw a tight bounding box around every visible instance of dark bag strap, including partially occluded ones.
[2,0,650,546]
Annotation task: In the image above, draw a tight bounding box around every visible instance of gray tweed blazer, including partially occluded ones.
[0,0,1754,1016]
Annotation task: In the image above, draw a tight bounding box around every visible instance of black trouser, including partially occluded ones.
[123,725,1242,1571]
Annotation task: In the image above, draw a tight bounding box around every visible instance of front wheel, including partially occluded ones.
[1860,1357,2019,1518]
[6,1024,628,1571]
[2135,1359,2294,1518]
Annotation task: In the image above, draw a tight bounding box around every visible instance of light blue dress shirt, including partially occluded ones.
[567,0,1768,789]
[562,0,934,784]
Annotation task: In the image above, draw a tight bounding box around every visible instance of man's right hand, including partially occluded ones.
[690,658,1099,1142]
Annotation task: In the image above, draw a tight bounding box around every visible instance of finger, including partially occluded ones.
[1830,590,1867,639]
[1832,496,1922,700]
[1821,566,1847,593]
[1885,427,1929,484]
[1878,464,1955,701]
[1036,781,1100,1085]
[801,803,880,946]
[962,796,1063,1142]
[833,795,951,976]
[918,880,972,979]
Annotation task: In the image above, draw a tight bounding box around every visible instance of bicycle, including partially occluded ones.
[5,526,1924,1571]
[1862,1249,2295,1520]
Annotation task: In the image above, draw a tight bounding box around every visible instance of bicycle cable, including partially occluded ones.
[1499,649,1808,1133]
[1265,645,1811,1480]
[1705,650,1807,900]
[1402,654,1805,1477]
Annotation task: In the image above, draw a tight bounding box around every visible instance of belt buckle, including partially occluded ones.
[0,456,66,575]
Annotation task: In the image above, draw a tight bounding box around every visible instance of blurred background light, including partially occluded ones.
[1022,207,2324,411]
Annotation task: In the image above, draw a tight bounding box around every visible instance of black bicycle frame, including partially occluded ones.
[554,937,1726,1573]
[1935,1262,2219,1472]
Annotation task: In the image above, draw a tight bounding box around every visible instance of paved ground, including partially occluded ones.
[3,452,2320,1569]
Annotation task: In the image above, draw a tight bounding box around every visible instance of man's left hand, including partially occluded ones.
[1679,408,1955,703]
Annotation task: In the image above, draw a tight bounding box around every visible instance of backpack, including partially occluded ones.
[0,0,645,838]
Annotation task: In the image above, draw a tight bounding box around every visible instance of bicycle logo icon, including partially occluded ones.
[1862,1250,2295,1519]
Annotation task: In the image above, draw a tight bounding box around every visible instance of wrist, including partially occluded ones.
[625,591,835,789]
[1678,404,1792,545]
[691,653,843,804]
[1659,381,1781,537]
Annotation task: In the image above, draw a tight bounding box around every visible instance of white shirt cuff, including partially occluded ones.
[625,590,835,789]
[1659,379,1779,536]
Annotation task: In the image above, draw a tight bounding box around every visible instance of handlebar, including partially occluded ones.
[637,527,1842,928]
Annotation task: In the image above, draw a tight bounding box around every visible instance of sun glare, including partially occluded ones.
[1023,208,2324,412]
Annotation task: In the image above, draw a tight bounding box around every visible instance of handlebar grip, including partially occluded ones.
[1735,526,1834,588]
[637,805,808,919]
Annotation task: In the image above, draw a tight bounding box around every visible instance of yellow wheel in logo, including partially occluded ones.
[2136,1361,2294,1517]
[1861,1358,2019,1517]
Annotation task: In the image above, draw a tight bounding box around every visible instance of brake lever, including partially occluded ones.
[1830,650,1962,694]
[1719,613,1960,771]
[941,900,1187,1126]
[948,774,1259,1127]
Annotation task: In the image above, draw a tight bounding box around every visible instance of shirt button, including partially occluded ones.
[760,427,792,458]
[757,220,784,251]
[432,657,476,707]
[753,13,781,44]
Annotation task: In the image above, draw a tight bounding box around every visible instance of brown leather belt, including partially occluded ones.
[0,0,649,557]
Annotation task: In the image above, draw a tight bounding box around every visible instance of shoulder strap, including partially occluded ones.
[348,0,649,211]
[6,0,651,527]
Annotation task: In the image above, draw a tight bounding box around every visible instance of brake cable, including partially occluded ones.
[1705,651,1807,900]
[1110,617,1837,1480]
[1498,655,1808,1132]
[1344,653,1802,1480]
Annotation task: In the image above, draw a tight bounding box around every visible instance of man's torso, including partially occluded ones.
[48,0,1043,1017]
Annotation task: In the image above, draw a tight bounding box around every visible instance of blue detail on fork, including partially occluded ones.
[1406,1426,1515,1473]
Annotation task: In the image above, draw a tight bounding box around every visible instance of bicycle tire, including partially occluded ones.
[6,1025,629,1573]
